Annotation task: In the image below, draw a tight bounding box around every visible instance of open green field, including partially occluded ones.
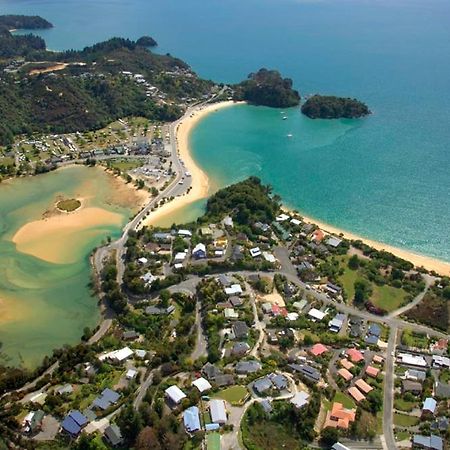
[107,159,144,172]
[394,413,419,427]
[371,284,407,312]
[333,391,356,409]
[214,385,248,405]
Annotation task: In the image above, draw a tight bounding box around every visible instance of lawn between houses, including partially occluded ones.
[213,385,249,406]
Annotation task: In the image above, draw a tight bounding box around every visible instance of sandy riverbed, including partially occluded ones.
[12,166,149,265]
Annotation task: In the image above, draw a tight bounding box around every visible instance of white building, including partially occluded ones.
[165,385,186,405]
[210,399,227,424]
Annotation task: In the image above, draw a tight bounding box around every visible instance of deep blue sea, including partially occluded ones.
[1,0,450,262]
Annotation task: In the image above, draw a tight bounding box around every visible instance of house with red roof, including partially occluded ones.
[346,348,364,363]
[310,343,328,357]
[365,366,380,378]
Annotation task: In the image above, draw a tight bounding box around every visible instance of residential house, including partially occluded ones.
[231,342,250,356]
[348,387,366,402]
[192,377,212,393]
[165,385,186,405]
[323,402,356,430]
[421,398,437,418]
[290,391,310,409]
[288,364,321,383]
[61,410,88,437]
[412,434,443,450]
[192,243,207,259]
[355,379,373,394]
[210,399,227,424]
[232,321,249,339]
[236,360,261,375]
[402,380,423,395]
[183,406,201,433]
[103,424,123,447]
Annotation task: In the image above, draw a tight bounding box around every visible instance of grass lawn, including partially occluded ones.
[57,198,81,212]
[213,385,248,405]
[393,413,419,427]
[394,398,417,412]
[333,391,356,410]
[207,432,221,450]
[395,431,411,441]
[108,159,144,172]
[371,284,407,312]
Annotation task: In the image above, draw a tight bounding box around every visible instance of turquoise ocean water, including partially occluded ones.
[1,0,450,261]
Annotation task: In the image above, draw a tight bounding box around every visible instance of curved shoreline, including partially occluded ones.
[146,101,449,276]
[142,100,241,226]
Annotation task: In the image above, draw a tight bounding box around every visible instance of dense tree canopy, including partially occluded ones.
[233,68,300,108]
[301,94,370,119]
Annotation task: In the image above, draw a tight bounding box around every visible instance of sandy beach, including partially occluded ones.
[291,210,450,276]
[142,101,240,226]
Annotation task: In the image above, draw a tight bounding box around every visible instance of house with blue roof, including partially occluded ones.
[61,410,88,436]
[91,388,120,411]
[183,406,201,433]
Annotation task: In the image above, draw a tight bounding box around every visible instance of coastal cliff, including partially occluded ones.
[301,95,370,119]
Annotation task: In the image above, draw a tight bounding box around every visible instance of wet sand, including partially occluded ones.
[12,207,123,264]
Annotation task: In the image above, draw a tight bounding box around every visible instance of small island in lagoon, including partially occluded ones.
[301,94,371,119]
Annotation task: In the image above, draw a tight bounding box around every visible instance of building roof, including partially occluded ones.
[412,434,443,450]
[232,321,249,339]
[225,284,243,296]
[290,391,310,409]
[372,355,384,364]
[210,399,227,424]
[348,386,366,402]
[183,406,201,432]
[165,385,186,404]
[340,359,354,371]
[236,360,261,374]
[310,343,328,356]
[365,365,380,378]
[423,397,437,413]
[288,363,321,382]
[192,377,212,393]
[324,402,356,430]
[338,368,353,382]
[355,379,373,394]
[104,424,123,446]
[254,377,273,394]
[346,348,364,363]
[308,308,326,321]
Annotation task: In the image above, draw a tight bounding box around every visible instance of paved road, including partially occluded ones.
[383,325,398,450]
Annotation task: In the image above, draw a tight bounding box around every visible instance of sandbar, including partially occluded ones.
[12,207,123,264]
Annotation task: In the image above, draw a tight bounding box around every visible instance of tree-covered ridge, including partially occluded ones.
[301,94,371,119]
[233,68,300,108]
[0,15,53,32]
[204,176,281,225]
[0,36,213,145]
